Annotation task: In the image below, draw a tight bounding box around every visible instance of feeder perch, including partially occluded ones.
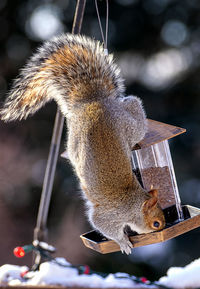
[80,119,200,254]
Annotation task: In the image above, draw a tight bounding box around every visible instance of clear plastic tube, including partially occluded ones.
[132,140,183,221]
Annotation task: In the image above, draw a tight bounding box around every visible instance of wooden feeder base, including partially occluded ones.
[80,205,200,254]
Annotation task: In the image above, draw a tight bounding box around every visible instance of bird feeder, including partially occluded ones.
[80,119,200,254]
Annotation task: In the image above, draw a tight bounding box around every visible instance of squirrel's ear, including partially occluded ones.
[148,189,158,198]
[142,196,158,213]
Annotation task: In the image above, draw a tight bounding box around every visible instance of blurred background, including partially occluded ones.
[0,0,200,281]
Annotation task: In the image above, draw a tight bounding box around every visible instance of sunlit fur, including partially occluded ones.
[0,34,124,121]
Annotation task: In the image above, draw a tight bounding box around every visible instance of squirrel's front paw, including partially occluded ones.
[117,236,133,255]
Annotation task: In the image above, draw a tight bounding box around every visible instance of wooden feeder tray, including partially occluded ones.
[80,205,200,254]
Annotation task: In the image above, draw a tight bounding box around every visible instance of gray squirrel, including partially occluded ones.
[0,34,165,254]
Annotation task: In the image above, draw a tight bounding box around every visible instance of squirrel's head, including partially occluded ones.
[142,189,165,231]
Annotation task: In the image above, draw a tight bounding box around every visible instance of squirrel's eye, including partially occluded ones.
[153,221,160,228]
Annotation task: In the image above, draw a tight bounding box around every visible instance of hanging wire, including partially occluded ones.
[95,0,109,50]
[105,0,109,49]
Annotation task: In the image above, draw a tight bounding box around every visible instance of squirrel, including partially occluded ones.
[0,34,165,254]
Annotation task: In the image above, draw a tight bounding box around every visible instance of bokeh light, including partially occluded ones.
[25,4,64,41]
[161,20,189,47]
[141,49,190,89]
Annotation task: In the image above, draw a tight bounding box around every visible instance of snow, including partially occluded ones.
[0,258,149,288]
[0,264,28,284]
[159,258,200,288]
[2,257,200,288]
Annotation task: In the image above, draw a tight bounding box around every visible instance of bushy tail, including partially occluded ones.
[1,34,125,122]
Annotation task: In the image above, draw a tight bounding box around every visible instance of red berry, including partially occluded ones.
[13,247,25,258]
[83,265,90,275]
[140,277,148,283]
[20,270,29,278]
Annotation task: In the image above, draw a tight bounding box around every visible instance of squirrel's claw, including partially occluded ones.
[117,236,133,255]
